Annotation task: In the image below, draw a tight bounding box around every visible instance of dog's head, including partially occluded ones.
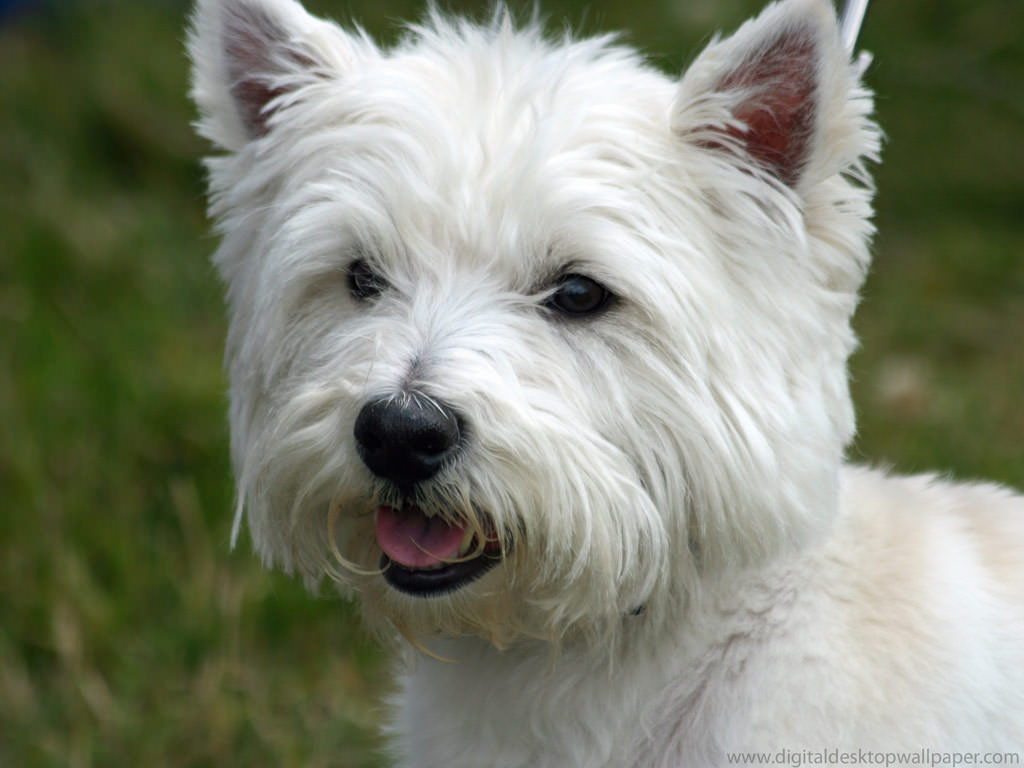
[190,0,878,643]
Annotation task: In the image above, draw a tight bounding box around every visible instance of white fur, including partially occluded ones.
[188,0,1024,764]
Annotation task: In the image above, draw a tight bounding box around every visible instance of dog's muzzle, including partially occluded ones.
[354,395,502,596]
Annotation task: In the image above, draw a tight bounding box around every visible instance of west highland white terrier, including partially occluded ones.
[188,0,1024,764]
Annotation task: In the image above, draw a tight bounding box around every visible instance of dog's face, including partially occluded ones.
[190,0,878,643]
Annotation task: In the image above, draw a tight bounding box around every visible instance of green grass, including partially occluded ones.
[1,0,1021,765]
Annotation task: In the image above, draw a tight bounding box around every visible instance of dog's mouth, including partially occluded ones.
[375,504,502,597]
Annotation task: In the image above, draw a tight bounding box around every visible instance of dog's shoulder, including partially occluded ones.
[638,466,1024,758]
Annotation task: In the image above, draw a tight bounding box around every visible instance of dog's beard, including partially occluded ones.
[329,486,667,647]
[233,379,673,648]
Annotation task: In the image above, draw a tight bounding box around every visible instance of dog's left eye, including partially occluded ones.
[547,274,612,316]
[347,259,387,300]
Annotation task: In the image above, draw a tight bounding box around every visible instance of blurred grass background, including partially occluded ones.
[0,0,1020,765]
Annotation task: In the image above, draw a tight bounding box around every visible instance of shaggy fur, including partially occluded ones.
[188,0,1024,764]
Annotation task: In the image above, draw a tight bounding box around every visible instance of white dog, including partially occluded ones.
[188,0,1024,764]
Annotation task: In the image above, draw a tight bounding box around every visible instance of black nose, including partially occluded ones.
[353,395,463,487]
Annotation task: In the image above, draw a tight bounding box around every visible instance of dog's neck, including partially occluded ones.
[391,547,824,766]
[394,627,686,766]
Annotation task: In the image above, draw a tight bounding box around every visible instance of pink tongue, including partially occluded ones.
[375,505,467,569]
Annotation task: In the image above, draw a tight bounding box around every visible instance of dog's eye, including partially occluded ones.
[547,274,612,316]
[347,259,386,300]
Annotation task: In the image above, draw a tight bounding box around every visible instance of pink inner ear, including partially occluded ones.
[699,30,818,187]
[223,6,312,139]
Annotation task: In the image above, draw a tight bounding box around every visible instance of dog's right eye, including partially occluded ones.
[347,259,386,300]
[547,274,612,317]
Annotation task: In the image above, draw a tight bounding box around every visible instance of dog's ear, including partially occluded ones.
[672,0,862,191]
[188,0,367,151]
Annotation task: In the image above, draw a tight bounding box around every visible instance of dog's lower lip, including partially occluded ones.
[380,550,499,597]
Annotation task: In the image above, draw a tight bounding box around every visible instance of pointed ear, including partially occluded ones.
[672,0,857,190]
[188,0,364,151]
